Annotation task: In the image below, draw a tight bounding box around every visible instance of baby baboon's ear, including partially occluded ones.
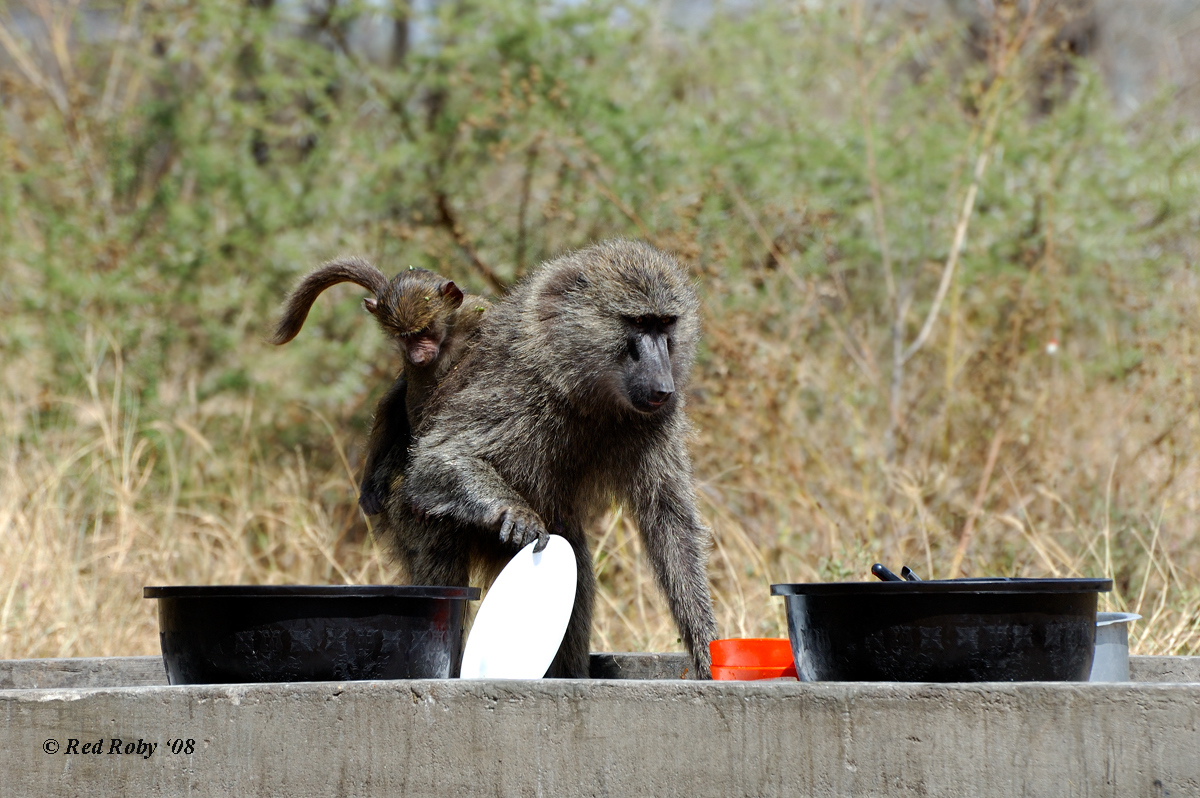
[440,281,464,308]
[364,297,379,314]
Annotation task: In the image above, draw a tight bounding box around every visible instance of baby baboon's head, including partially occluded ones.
[368,267,465,368]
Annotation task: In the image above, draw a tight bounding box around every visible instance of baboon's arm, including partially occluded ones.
[631,437,718,679]
[359,373,410,516]
[403,441,547,549]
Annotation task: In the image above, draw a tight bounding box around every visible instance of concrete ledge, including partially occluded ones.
[3,652,1193,689]
[0,652,692,689]
[4,672,1200,796]
[1131,655,1200,683]
[0,656,168,690]
[3,655,1198,796]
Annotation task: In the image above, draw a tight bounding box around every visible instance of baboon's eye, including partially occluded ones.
[660,315,677,327]
[625,315,656,333]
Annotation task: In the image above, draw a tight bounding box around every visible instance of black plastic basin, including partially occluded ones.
[144,585,480,685]
[770,578,1111,682]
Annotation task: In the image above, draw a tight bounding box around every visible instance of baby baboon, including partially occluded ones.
[389,240,718,678]
[271,257,489,514]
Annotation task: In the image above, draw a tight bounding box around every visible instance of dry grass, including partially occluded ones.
[0,343,396,659]
[1,0,1198,663]
[2,291,1197,661]
[684,273,1200,656]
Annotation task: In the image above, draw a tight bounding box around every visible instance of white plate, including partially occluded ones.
[459,535,577,679]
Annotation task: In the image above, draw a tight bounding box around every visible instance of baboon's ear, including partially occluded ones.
[441,281,464,308]
[364,297,379,314]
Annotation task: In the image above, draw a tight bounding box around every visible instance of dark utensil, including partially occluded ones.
[900,565,922,582]
[870,563,903,582]
[771,578,1111,682]
[144,585,480,685]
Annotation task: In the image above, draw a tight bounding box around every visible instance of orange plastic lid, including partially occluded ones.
[709,638,795,668]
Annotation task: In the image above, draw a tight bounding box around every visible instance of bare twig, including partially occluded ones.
[902,139,995,363]
[852,0,912,455]
[546,138,658,244]
[318,8,417,142]
[583,168,655,242]
[885,289,913,456]
[944,203,1047,573]
[99,0,144,121]
[851,0,896,306]
[434,191,506,294]
[948,424,1005,578]
[901,0,1041,365]
[7,0,115,221]
[1001,469,1064,576]
[1103,455,1117,581]
[35,0,80,91]
[515,134,542,277]
[1132,507,1165,619]
[0,18,69,113]
[727,183,880,388]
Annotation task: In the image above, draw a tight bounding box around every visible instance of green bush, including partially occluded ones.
[3,0,1198,655]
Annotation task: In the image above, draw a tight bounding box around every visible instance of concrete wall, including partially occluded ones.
[2,660,1198,797]
[4,652,1195,689]
[1132,655,1200,684]
[0,652,694,689]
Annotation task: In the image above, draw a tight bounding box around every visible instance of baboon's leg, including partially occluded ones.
[546,528,595,678]
[407,547,470,587]
[403,518,471,587]
[359,372,409,515]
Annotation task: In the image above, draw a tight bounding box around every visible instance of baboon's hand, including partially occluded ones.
[498,507,549,552]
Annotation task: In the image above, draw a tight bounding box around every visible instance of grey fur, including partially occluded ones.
[384,239,718,678]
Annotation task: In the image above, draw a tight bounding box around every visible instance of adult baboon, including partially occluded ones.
[388,240,718,678]
[271,258,489,514]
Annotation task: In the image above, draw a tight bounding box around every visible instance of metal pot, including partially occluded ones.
[1089,611,1141,682]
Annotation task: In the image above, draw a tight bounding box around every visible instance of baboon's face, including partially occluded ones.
[528,240,699,415]
[367,270,464,368]
[620,314,678,413]
[399,328,446,367]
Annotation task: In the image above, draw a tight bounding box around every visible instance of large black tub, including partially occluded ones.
[144,585,480,685]
[770,578,1111,682]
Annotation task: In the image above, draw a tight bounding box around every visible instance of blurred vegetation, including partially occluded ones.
[2,0,1198,659]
